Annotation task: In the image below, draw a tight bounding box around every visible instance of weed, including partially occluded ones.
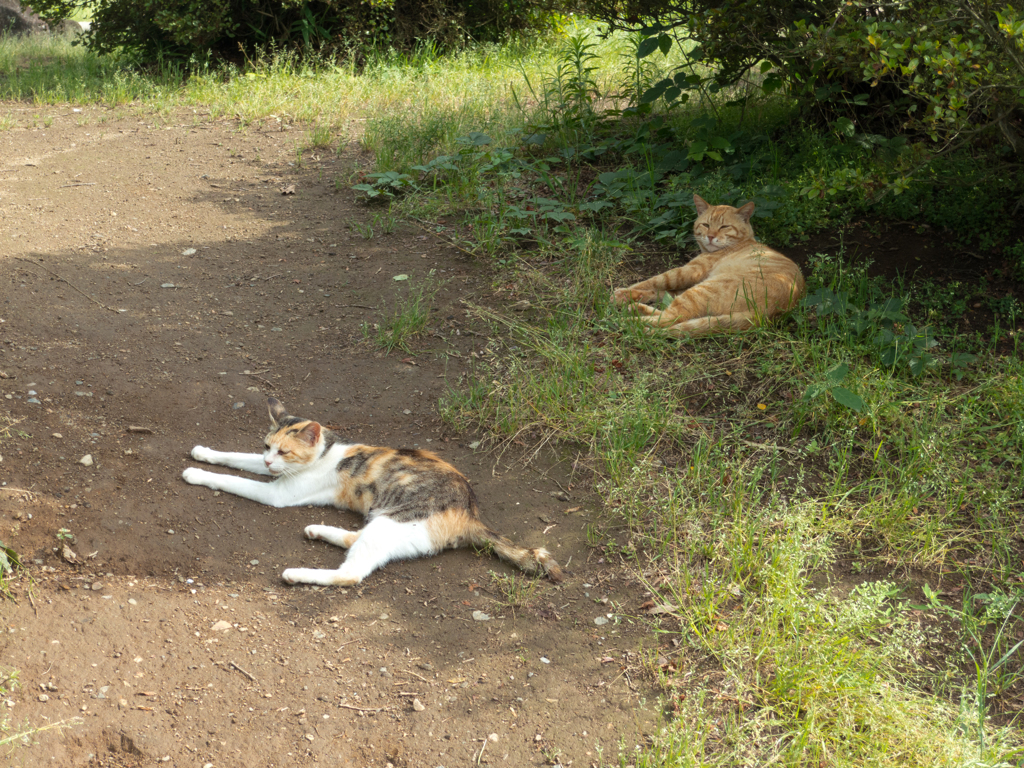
[488,570,541,609]
[369,272,441,353]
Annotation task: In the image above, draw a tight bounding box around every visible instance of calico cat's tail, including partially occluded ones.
[470,522,565,583]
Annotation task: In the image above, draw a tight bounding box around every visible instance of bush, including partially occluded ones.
[24,0,557,61]
[581,0,1024,162]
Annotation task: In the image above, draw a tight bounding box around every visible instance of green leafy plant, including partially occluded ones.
[802,362,865,413]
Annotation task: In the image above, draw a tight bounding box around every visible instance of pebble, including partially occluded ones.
[472,611,491,621]
[52,433,62,439]
[211,620,232,632]
[540,657,550,664]
[27,390,36,395]
[182,248,197,256]
[379,613,389,620]
[75,391,92,397]
[250,559,259,566]
[412,698,426,712]
[27,398,40,404]
[128,599,137,606]
[594,617,609,626]
[38,694,49,702]
[79,454,93,467]
[488,733,499,743]
[232,402,245,410]
[91,582,103,591]
[161,283,175,289]
[468,441,481,450]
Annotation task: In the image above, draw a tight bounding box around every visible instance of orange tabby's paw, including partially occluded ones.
[611,287,633,305]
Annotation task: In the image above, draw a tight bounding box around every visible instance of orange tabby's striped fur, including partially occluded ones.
[612,194,805,336]
[183,398,564,586]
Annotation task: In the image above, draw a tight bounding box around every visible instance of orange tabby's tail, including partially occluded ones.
[470,522,564,583]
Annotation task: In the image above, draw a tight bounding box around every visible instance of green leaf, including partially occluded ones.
[825,362,850,386]
[829,386,865,413]
[637,36,661,59]
[658,34,673,56]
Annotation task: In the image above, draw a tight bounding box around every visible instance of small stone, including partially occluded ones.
[91,582,103,591]
[549,490,570,502]
[38,694,49,702]
[52,433,62,439]
[249,559,259,566]
[472,611,491,621]
[468,441,481,450]
[403,409,412,415]
[305,733,315,742]
[418,662,434,672]
[211,620,232,632]
[594,616,609,626]
[540,657,550,664]
[271,327,283,332]
[27,390,36,396]
[79,454,93,467]
[166,530,175,535]
[488,733,499,743]
[412,698,426,712]
[232,402,245,410]
[161,283,175,289]
[379,613,389,620]
[182,248,197,256]
[27,398,41,404]
[128,599,137,606]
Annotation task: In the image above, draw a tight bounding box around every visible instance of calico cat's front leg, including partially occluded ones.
[190,445,272,475]
[182,467,289,506]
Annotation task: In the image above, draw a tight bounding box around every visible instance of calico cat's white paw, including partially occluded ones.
[305,525,359,548]
[182,467,207,485]
[282,567,360,587]
[191,445,213,462]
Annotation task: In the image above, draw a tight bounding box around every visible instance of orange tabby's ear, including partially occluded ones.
[297,422,321,446]
[268,398,288,426]
[694,194,710,215]
[736,201,755,221]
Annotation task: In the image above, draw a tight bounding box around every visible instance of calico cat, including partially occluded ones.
[182,398,564,587]
[612,194,805,336]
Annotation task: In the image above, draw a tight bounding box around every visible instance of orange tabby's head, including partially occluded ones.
[264,398,322,475]
[693,194,756,252]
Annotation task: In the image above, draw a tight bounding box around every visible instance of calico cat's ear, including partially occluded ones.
[736,201,756,222]
[268,397,288,426]
[297,421,321,446]
[694,194,710,215]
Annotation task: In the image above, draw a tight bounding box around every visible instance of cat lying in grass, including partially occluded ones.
[613,194,805,336]
[183,398,564,587]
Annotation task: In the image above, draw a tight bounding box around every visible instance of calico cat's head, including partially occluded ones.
[693,194,756,252]
[263,398,323,475]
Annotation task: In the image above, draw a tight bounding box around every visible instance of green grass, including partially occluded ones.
[363,270,442,354]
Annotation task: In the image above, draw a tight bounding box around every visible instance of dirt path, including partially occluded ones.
[0,105,657,767]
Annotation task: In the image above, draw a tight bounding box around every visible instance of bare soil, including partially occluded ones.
[0,106,656,768]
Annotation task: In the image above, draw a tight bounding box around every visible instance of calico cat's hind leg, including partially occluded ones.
[282,517,437,587]
[304,524,360,549]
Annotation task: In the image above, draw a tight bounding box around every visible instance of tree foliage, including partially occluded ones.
[23,0,556,61]
[587,0,1024,160]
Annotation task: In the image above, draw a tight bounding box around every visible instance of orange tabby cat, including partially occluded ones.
[612,194,805,336]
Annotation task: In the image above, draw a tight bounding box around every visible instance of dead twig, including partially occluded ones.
[337,703,391,713]
[227,660,257,682]
[14,257,122,314]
